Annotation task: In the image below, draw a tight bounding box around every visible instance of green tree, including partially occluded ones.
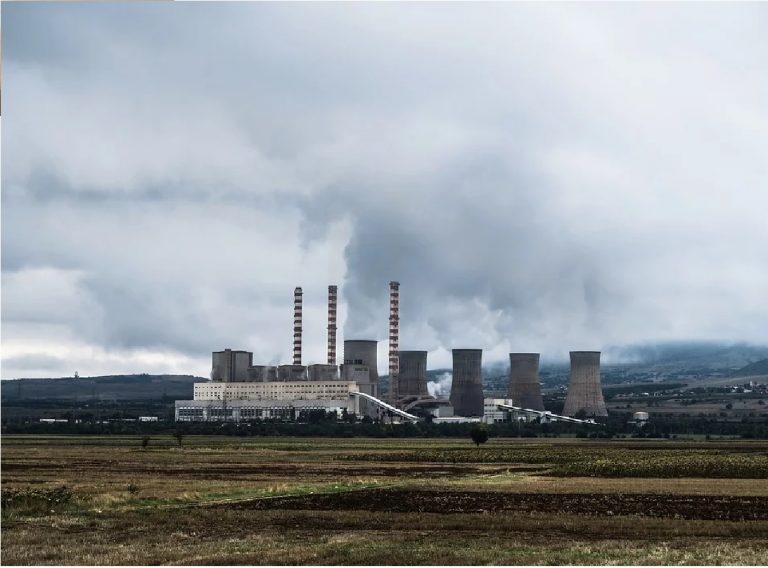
[141,436,150,450]
[469,423,489,447]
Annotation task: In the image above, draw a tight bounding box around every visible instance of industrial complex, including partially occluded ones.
[175,283,607,424]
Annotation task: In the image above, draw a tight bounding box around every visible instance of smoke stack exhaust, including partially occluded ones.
[388,281,400,406]
[293,287,303,365]
[563,351,608,417]
[327,285,338,365]
[507,353,545,411]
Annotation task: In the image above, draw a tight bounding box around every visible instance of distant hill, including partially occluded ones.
[607,342,768,371]
[732,359,768,377]
[1,374,202,402]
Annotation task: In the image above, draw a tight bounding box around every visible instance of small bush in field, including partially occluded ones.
[1,486,75,515]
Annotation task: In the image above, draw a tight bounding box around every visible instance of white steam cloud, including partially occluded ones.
[427,372,452,399]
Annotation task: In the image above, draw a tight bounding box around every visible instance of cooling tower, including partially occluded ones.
[246,365,277,382]
[277,365,307,382]
[343,339,379,415]
[398,350,429,398]
[308,364,338,382]
[212,349,252,382]
[562,351,608,417]
[507,353,545,411]
[343,340,379,385]
[450,349,484,417]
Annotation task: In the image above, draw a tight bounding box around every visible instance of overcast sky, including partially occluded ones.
[2,2,768,379]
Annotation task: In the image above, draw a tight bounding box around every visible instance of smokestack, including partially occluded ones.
[563,351,608,417]
[388,281,400,406]
[398,350,429,398]
[293,287,303,366]
[450,349,484,417]
[327,285,338,365]
[507,353,545,411]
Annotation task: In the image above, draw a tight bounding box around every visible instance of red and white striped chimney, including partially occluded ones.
[388,281,400,405]
[327,285,338,365]
[293,287,303,365]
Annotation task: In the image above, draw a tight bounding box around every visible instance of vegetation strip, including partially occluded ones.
[227,488,768,521]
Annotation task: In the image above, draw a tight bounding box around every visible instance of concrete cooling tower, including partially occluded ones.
[343,340,379,385]
[398,351,429,398]
[343,339,379,415]
[507,353,545,411]
[450,349,484,417]
[562,351,608,417]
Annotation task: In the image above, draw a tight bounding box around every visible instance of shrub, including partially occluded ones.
[469,424,489,447]
[1,486,75,515]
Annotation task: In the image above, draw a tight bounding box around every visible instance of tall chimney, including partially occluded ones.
[293,287,303,366]
[388,281,400,406]
[327,285,338,365]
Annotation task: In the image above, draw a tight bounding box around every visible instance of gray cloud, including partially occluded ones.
[2,2,768,379]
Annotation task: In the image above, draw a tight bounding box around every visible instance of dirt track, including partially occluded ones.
[228,488,768,521]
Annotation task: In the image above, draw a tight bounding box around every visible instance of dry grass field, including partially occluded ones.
[2,436,768,565]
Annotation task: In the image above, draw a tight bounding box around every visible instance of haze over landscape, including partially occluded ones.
[3,2,768,379]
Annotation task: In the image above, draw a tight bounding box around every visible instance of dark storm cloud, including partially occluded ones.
[2,2,768,378]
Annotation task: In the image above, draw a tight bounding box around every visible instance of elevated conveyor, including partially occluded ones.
[350,391,419,422]
[497,404,599,424]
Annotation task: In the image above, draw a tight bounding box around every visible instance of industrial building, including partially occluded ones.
[175,282,608,424]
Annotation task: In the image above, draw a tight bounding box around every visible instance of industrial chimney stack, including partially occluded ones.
[563,351,608,417]
[327,285,338,365]
[507,353,545,411]
[450,349,484,417]
[388,281,400,406]
[293,287,303,366]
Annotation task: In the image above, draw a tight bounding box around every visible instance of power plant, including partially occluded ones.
[562,351,608,417]
[175,282,606,424]
[507,353,545,411]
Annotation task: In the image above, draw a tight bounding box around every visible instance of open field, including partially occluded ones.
[3,436,768,565]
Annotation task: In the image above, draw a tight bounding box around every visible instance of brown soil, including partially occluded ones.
[226,488,768,521]
[1,462,524,477]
